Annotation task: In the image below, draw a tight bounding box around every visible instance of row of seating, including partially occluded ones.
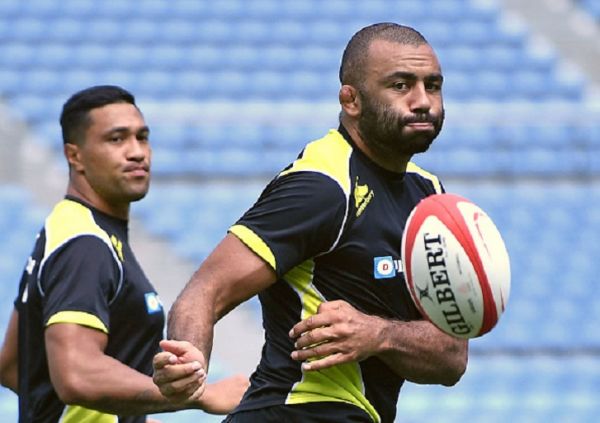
[0,0,496,21]
[1,18,523,45]
[0,42,558,74]
[0,69,585,102]
[397,355,600,422]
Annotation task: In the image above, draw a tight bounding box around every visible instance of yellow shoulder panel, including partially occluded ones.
[229,224,277,271]
[279,129,353,196]
[44,199,113,259]
[406,162,443,194]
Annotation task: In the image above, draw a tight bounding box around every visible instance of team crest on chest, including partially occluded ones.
[354,176,374,217]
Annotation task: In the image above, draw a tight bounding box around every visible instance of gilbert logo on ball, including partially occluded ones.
[401,193,510,338]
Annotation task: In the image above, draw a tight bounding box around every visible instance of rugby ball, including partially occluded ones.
[401,193,510,339]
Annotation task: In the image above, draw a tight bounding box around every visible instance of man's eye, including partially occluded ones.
[109,135,124,143]
[394,82,408,90]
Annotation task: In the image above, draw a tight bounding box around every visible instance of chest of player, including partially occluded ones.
[313,174,429,319]
[107,245,164,335]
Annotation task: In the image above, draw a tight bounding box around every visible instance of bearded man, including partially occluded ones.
[152,23,467,423]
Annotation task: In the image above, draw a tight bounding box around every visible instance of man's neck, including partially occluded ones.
[340,120,411,173]
[66,183,129,221]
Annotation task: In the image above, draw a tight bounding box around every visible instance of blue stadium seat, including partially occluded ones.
[159,20,199,44]
[135,71,174,98]
[84,19,125,43]
[9,17,46,42]
[92,0,137,18]
[268,19,306,45]
[0,70,23,97]
[0,0,20,18]
[580,0,600,18]
[0,42,36,69]
[190,19,234,44]
[54,0,103,18]
[47,18,85,42]
[223,45,262,71]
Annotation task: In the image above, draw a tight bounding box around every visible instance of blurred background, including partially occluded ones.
[0,0,599,421]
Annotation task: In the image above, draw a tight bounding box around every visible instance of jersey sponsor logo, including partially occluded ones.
[373,256,402,279]
[354,177,374,217]
[144,292,163,314]
[110,235,124,262]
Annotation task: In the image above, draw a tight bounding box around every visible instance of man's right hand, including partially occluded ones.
[152,340,207,404]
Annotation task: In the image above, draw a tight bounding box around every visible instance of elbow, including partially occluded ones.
[54,383,83,405]
[0,361,8,387]
[0,357,18,392]
[440,361,467,387]
[440,344,468,387]
[0,371,13,390]
[53,372,95,405]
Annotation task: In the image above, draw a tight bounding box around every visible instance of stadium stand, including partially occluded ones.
[0,0,599,421]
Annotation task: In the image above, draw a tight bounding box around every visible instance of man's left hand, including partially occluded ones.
[288,300,384,371]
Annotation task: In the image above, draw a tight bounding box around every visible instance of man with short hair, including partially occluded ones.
[0,85,248,422]
[153,23,468,423]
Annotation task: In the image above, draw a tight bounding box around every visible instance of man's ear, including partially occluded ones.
[64,143,84,172]
[339,85,361,118]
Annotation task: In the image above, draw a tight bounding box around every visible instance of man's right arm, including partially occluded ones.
[154,233,276,401]
[45,320,248,415]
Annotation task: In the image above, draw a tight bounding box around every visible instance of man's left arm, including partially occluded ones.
[289,300,467,386]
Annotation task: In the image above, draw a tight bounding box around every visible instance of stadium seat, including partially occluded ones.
[580,0,600,18]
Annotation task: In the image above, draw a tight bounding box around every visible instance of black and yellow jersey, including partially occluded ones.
[15,196,164,423]
[229,126,444,423]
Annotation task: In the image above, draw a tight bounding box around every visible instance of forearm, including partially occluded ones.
[56,354,197,414]
[167,234,273,366]
[376,317,468,386]
[167,269,219,366]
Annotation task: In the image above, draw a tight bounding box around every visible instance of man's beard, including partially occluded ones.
[357,93,444,159]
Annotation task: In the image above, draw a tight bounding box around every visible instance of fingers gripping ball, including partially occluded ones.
[401,193,511,339]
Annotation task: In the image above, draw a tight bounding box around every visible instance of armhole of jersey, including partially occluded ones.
[229,224,277,271]
[46,310,109,334]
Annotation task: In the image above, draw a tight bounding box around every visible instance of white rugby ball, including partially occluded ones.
[401,193,510,339]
